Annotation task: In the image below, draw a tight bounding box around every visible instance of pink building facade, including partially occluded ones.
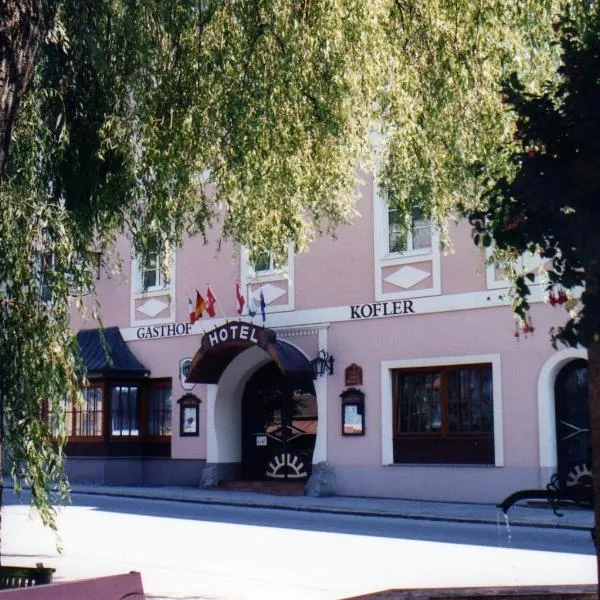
[67,173,590,504]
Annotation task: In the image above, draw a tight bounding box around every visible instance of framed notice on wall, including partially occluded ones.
[343,403,364,435]
[340,388,365,436]
[177,393,200,437]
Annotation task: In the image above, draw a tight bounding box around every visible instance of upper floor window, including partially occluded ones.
[138,236,168,292]
[388,206,432,255]
[36,252,55,302]
[245,243,293,281]
[249,249,284,277]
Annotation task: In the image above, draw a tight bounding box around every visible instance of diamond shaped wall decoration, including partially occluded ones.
[384,265,430,289]
[252,283,286,304]
[520,252,543,277]
[137,298,169,317]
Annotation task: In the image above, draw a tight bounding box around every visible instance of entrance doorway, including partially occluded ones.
[242,362,317,481]
[554,359,591,486]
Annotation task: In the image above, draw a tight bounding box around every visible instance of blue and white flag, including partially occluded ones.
[260,289,266,323]
[248,291,257,318]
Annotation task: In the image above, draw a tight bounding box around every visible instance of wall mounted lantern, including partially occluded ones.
[311,349,335,379]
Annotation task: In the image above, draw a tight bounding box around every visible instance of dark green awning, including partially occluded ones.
[77,327,149,379]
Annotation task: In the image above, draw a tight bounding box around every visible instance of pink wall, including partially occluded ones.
[326,300,566,470]
[440,220,488,295]
[66,170,583,501]
[296,175,374,308]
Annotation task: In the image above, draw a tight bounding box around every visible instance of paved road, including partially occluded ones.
[2,490,596,600]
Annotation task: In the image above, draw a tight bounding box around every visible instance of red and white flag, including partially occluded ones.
[206,285,217,317]
[236,281,245,315]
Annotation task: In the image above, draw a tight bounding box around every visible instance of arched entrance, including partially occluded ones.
[186,321,320,484]
[241,362,317,481]
[554,359,591,486]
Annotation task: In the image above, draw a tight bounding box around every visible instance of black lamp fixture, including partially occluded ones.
[311,349,334,378]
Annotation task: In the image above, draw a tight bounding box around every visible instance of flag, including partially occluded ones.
[206,285,217,317]
[248,291,257,318]
[188,297,195,323]
[190,290,205,324]
[259,289,266,323]
[236,281,245,315]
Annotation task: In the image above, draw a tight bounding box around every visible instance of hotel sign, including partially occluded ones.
[200,321,275,352]
[350,299,415,320]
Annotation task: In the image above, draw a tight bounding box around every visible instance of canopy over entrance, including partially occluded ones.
[186,321,313,384]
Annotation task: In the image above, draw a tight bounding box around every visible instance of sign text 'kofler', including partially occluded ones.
[350,299,415,320]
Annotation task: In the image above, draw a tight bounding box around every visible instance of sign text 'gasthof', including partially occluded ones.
[136,322,192,339]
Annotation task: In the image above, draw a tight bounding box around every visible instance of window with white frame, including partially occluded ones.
[137,236,168,292]
[387,205,432,255]
[392,363,494,464]
[240,243,295,313]
[36,252,56,302]
[245,244,293,280]
[131,236,175,326]
[249,249,284,276]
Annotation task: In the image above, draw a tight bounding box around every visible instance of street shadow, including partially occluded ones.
[4,488,595,556]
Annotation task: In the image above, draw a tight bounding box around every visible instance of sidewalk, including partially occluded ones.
[60,483,594,532]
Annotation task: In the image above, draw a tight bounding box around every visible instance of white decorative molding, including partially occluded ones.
[239,244,295,313]
[274,324,330,338]
[252,283,286,304]
[372,181,441,301]
[130,250,176,327]
[384,265,430,289]
[312,327,329,463]
[537,347,587,471]
[137,297,169,318]
[120,287,549,342]
[486,249,550,290]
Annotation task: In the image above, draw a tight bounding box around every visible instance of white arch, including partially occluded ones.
[537,347,587,472]
[207,340,326,466]
[208,346,269,464]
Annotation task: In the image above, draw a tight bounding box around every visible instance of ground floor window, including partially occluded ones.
[75,385,104,437]
[111,384,140,437]
[393,363,494,464]
[48,383,104,439]
[48,378,171,454]
[147,381,172,437]
[109,379,172,439]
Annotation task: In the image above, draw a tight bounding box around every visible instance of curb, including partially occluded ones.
[63,487,594,533]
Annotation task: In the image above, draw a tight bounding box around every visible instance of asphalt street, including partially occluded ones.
[2,489,596,599]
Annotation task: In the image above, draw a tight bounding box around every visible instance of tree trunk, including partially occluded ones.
[0,1,52,569]
[586,266,600,589]
[588,340,600,588]
[0,0,45,178]
[0,395,4,569]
